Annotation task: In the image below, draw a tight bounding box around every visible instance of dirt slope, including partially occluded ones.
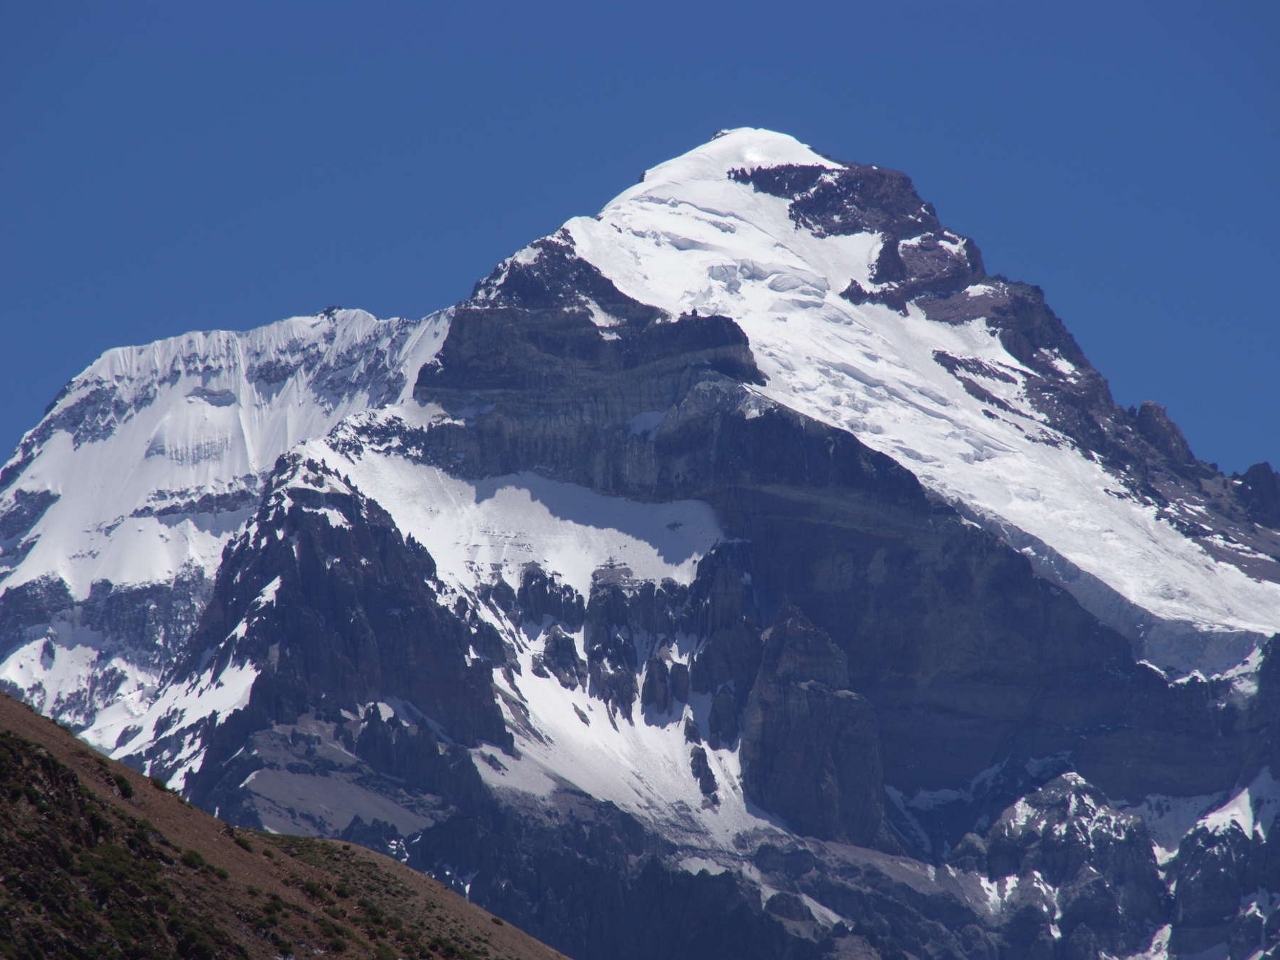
[0,693,570,960]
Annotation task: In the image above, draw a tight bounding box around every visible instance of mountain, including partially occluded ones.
[4,127,1280,959]
[0,690,567,960]
[0,309,446,735]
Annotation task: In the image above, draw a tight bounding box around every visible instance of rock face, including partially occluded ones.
[7,128,1280,960]
[982,774,1166,957]
[1239,461,1280,528]
[741,609,883,844]
[141,452,512,826]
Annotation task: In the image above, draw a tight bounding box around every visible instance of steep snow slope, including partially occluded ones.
[1,308,448,597]
[0,308,449,726]
[492,127,1280,675]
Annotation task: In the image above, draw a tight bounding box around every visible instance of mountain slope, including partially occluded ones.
[497,127,1280,676]
[0,691,567,960]
[0,308,448,736]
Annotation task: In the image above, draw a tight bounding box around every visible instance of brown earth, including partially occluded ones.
[0,692,570,960]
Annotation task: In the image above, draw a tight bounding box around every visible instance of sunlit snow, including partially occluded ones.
[1,309,450,599]
[557,126,1280,671]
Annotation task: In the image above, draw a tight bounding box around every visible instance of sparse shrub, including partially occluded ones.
[180,848,205,869]
[113,772,133,798]
[234,835,254,853]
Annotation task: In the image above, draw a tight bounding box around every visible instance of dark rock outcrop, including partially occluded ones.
[181,453,512,811]
[1169,824,1262,953]
[741,609,883,844]
[983,774,1165,956]
[1239,461,1280,529]
[584,584,641,721]
[728,162,943,239]
[689,745,717,797]
[640,656,674,714]
[517,563,586,631]
[531,625,588,690]
[1135,401,1196,465]
[0,489,59,546]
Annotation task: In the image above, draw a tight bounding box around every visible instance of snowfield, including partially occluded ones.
[0,309,449,599]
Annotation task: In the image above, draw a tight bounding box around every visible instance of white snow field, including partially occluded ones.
[1,309,449,598]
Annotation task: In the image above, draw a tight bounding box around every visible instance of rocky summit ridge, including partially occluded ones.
[3,128,1280,959]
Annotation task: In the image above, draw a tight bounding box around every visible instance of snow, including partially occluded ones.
[1118,792,1224,865]
[1128,925,1173,960]
[256,576,283,608]
[679,857,728,876]
[1199,767,1280,841]
[304,505,351,530]
[311,422,722,603]
[1118,771,1280,865]
[1,308,450,600]
[359,701,396,722]
[556,126,1280,673]
[0,630,156,729]
[480,650,775,850]
[87,657,260,789]
[0,308,450,733]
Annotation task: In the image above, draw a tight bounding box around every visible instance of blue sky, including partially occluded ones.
[2,1,1276,472]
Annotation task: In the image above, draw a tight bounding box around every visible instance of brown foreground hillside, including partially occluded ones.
[0,693,570,960]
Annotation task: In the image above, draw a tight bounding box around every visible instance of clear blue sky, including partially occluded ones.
[2,1,1276,473]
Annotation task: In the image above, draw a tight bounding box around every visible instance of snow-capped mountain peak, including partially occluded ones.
[5,128,1280,960]
[473,127,1280,676]
[0,307,449,727]
[1,308,447,595]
